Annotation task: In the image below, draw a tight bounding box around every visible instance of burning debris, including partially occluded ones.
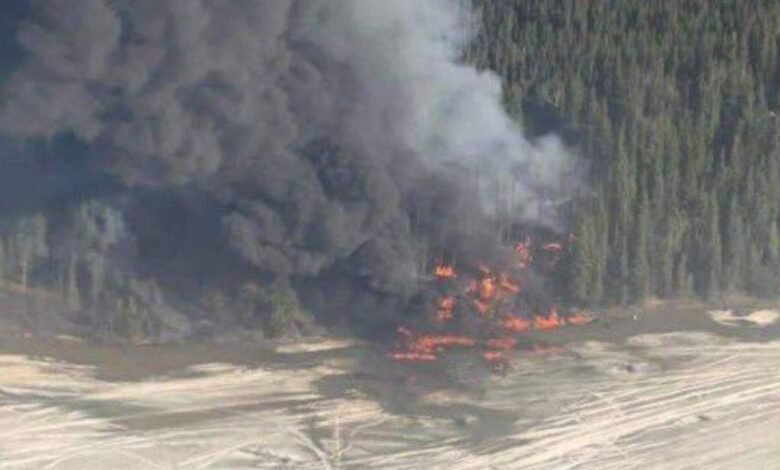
[434,263,457,280]
[392,235,592,370]
[533,308,562,331]
[502,315,531,333]
[435,296,456,322]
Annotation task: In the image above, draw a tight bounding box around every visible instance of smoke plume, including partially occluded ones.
[0,0,578,333]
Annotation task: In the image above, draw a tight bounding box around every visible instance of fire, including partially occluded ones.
[479,277,496,300]
[566,312,590,326]
[419,335,476,348]
[392,352,437,362]
[392,333,477,363]
[533,307,562,331]
[434,263,457,279]
[391,234,590,369]
[435,296,456,322]
[486,337,517,350]
[502,315,531,332]
[482,350,504,362]
[481,350,509,371]
[404,334,475,354]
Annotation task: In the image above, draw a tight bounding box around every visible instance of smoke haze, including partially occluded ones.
[0,0,578,335]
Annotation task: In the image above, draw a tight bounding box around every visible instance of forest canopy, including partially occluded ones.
[470,0,780,304]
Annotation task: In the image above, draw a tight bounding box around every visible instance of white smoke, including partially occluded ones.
[310,0,578,224]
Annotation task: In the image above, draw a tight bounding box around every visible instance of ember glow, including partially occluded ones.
[435,296,456,322]
[393,330,478,362]
[526,344,567,357]
[486,337,518,350]
[392,234,591,369]
[566,312,590,326]
[502,315,531,333]
[533,307,562,331]
[481,350,506,367]
[434,263,457,279]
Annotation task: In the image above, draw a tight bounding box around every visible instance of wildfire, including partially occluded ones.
[417,335,476,349]
[527,344,566,357]
[435,296,456,322]
[502,315,531,333]
[533,307,562,331]
[566,312,590,326]
[468,266,507,317]
[470,265,520,305]
[482,350,504,362]
[486,337,517,350]
[391,234,591,370]
[392,352,437,362]
[479,277,496,301]
[434,263,457,279]
[392,331,478,363]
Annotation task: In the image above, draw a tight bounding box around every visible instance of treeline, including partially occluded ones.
[470,0,780,304]
[0,200,313,340]
[0,202,174,339]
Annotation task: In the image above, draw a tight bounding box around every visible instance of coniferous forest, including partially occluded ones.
[470,0,780,305]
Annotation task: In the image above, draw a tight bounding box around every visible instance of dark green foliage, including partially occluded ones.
[471,0,780,303]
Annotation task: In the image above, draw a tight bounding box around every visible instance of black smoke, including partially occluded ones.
[0,0,579,338]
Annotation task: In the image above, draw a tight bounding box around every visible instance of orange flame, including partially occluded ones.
[533,307,562,331]
[435,296,456,322]
[393,235,587,369]
[392,333,478,363]
[502,315,531,333]
[566,312,590,326]
[434,263,457,279]
[411,335,476,354]
[486,337,517,350]
[479,277,496,300]
[392,352,437,362]
[482,350,504,362]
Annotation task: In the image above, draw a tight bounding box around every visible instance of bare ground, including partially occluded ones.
[0,302,779,469]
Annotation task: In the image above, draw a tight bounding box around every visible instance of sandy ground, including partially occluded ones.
[0,304,779,469]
